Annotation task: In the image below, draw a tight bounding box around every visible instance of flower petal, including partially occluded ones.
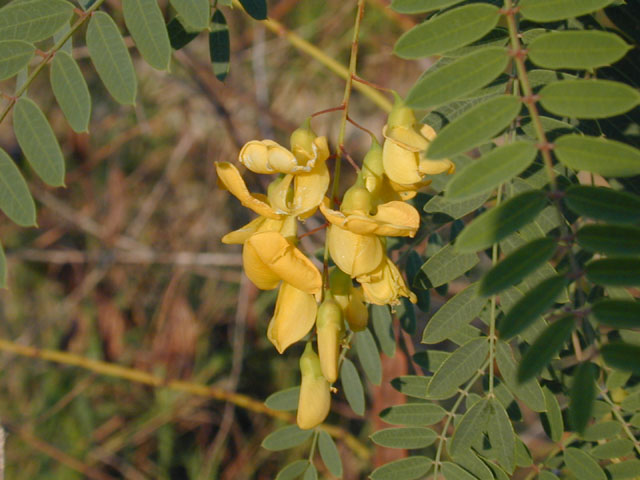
[292,162,330,217]
[267,283,317,353]
[369,201,420,237]
[382,139,422,185]
[267,175,294,215]
[328,225,383,277]
[244,231,322,296]
[221,216,267,244]
[215,162,281,219]
[384,125,429,152]
[419,157,456,175]
[239,141,274,174]
[358,257,416,305]
[267,142,300,173]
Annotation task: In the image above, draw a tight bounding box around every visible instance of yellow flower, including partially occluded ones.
[221,215,296,245]
[316,294,345,383]
[357,256,417,306]
[327,224,383,277]
[297,343,331,430]
[267,282,317,354]
[330,268,369,332]
[382,94,455,187]
[243,231,322,296]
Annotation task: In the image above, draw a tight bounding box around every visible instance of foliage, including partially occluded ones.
[0,0,639,479]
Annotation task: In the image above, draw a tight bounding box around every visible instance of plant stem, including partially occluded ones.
[599,385,640,456]
[0,1,107,125]
[308,430,320,461]
[488,186,502,396]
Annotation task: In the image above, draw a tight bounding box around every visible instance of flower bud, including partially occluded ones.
[387,92,416,129]
[341,184,373,216]
[316,295,344,383]
[361,140,384,195]
[290,118,317,164]
[345,286,369,331]
[297,343,331,430]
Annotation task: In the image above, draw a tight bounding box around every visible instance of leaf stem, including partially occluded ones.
[598,384,640,456]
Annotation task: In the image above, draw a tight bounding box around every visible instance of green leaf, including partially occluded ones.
[564,185,640,224]
[487,398,516,473]
[380,403,446,426]
[394,4,500,59]
[419,244,479,288]
[406,47,509,109]
[209,9,230,82]
[539,80,640,119]
[577,224,640,256]
[424,191,491,220]
[13,97,65,187]
[601,342,640,374]
[0,40,35,81]
[479,237,557,297]
[564,447,607,480]
[541,386,564,442]
[0,147,36,227]
[515,438,533,467]
[261,425,313,451]
[446,141,538,200]
[538,472,560,480]
[317,431,342,478]
[582,420,621,441]
[303,464,317,480]
[528,31,631,70]
[370,457,432,480]
[518,315,575,382]
[621,391,640,412]
[390,0,464,13]
[428,338,488,399]
[264,387,299,411]
[239,0,267,20]
[355,328,382,385]
[455,190,548,254]
[390,375,431,399]
[568,362,597,434]
[606,460,640,479]
[422,283,485,344]
[370,427,437,449]
[586,258,640,286]
[496,341,546,412]
[520,0,614,22]
[590,439,634,459]
[86,12,137,105]
[371,305,395,357]
[450,398,490,456]
[276,460,309,480]
[441,462,477,480]
[592,300,640,329]
[122,0,172,70]
[427,95,522,159]
[167,17,199,50]
[340,358,365,415]
[554,135,640,178]
[0,0,74,42]
[169,0,210,31]
[413,350,449,372]
[50,51,91,133]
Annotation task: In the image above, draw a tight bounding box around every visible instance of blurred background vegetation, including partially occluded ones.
[0,1,435,478]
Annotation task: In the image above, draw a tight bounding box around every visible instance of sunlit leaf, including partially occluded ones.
[528,31,630,70]
[318,431,342,478]
[340,358,365,415]
[487,398,516,473]
[601,342,640,374]
[424,191,491,220]
[455,190,548,253]
[583,420,621,441]
[541,386,564,442]
[264,387,299,411]
[276,460,309,480]
[606,460,640,479]
[406,47,508,109]
[441,462,477,480]
[0,147,36,227]
[480,237,556,297]
[586,258,640,286]
[122,0,172,70]
[446,141,537,200]
[0,40,34,81]
[496,342,546,412]
[371,305,395,357]
[261,425,313,451]
[427,95,522,159]
[370,427,437,449]
[519,0,615,22]
[390,375,431,399]
[555,135,640,178]
[422,283,485,344]
[302,465,317,480]
[428,337,488,399]
[517,315,575,382]
[390,0,464,13]
[564,447,607,480]
[0,0,74,42]
[394,4,500,58]
[169,0,210,31]
[370,457,432,480]
[450,398,490,456]
[86,12,137,105]
[591,439,634,459]
[13,97,65,187]
[355,328,382,385]
[568,362,597,434]
[419,244,479,288]
[209,10,230,81]
[539,80,640,119]
[50,51,91,133]
[380,403,446,426]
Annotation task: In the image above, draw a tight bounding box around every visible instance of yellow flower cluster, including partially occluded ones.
[216,96,454,430]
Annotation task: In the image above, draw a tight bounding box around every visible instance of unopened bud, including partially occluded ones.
[341,184,373,216]
[316,295,345,383]
[387,92,416,129]
[297,343,331,429]
[290,118,316,163]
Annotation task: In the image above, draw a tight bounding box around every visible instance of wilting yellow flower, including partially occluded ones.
[267,282,317,354]
[243,231,322,296]
[316,295,345,383]
[382,94,455,187]
[357,257,417,306]
[297,343,331,430]
[330,268,369,332]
